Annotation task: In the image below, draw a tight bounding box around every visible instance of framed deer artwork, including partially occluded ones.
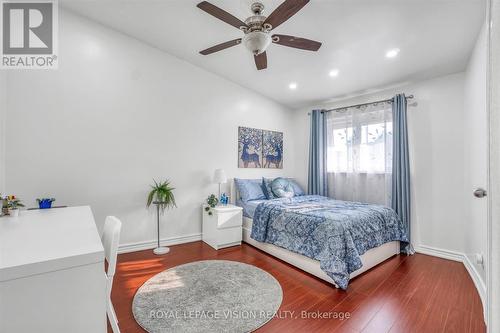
[238,126,283,169]
[263,130,283,169]
[238,127,263,168]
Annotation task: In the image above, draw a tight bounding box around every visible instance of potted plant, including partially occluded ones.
[204,194,218,216]
[6,195,24,217]
[146,179,176,255]
[1,195,7,216]
[37,198,56,209]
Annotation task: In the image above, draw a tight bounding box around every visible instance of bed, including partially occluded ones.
[231,179,407,289]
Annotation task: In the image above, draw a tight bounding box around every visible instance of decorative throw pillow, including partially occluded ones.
[262,177,277,199]
[234,178,267,202]
[271,177,295,198]
[287,179,306,196]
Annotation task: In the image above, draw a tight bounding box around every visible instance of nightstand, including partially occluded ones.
[202,204,243,250]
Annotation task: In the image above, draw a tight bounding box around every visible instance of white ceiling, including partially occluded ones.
[61,0,486,108]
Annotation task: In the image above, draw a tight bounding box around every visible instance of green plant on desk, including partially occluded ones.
[2,195,24,216]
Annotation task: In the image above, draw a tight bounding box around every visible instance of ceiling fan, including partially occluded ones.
[197,0,322,70]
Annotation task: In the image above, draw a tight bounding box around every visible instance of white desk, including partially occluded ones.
[0,206,106,333]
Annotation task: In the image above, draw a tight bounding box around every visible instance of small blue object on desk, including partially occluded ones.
[37,198,55,209]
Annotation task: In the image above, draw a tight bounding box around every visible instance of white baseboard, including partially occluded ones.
[118,233,202,254]
[415,244,486,322]
[463,254,487,309]
[414,244,464,262]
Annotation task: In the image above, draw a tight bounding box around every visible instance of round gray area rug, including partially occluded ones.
[132,260,283,333]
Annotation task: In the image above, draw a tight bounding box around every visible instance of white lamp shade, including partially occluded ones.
[213,169,227,184]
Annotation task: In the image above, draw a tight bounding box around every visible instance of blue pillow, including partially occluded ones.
[288,179,306,196]
[271,178,295,198]
[234,178,266,202]
[262,177,277,199]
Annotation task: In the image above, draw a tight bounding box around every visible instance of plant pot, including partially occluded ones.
[9,208,19,217]
[38,200,53,209]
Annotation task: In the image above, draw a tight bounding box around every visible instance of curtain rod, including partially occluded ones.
[323,95,414,113]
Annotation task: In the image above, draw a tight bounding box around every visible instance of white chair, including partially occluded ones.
[101,216,122,333]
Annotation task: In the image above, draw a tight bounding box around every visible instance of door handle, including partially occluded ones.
[473,188,487,198]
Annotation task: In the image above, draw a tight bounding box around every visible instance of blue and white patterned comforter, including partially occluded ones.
[250,195,408,289]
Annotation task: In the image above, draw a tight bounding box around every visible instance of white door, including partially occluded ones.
[487,0,500,330]
[464,24,488,286]
[463,24,488,282]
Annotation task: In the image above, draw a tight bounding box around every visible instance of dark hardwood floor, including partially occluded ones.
[109,241,485,333]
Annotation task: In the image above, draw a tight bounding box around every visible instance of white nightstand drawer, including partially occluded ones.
[216,209,243,229]
[216,227,242,248]
[202,204,243,250]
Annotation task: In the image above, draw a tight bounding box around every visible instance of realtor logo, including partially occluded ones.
[1,0,58,69]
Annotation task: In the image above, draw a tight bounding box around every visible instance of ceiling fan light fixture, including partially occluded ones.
[243,31,271,55]
[197,0,322,70]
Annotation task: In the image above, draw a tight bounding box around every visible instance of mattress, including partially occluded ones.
[236,199,267,218]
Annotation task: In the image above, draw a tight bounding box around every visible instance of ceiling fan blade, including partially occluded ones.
[263,0,309,31]
[254,52,267,70]
[199,38,242,55]
[272,34,322,51]
[197,1,248,30]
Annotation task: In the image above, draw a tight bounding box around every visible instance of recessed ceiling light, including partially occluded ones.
[289,82,298,90]
[385,48,400,58]
[329,69,339,77]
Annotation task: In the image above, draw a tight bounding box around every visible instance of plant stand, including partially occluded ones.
[153,201,170,255]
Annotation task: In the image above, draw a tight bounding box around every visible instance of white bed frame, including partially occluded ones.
[231,180,400,287]
[243,218,399,286]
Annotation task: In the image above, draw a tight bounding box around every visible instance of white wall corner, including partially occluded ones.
[415,244,487,322]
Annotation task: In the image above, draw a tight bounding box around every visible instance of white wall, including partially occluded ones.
[4,10,296,247]
[464,24,488,282]
[0,72,6,194]
[293,73,467,253]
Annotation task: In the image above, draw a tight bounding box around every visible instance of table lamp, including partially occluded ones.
[213,169,227,201]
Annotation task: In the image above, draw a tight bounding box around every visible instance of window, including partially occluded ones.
[325,103,393,205]
[327,106,392,174]
[327,127,353,172]
[359,121,392,173]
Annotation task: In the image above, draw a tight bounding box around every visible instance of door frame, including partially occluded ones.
[487,0,499,331]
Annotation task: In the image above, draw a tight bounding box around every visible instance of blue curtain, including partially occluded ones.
[392,94,413,254]
[308,110,328,196]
